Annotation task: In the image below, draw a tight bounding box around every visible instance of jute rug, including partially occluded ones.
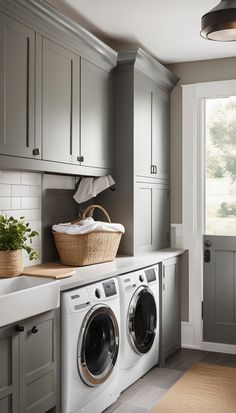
[151,362,236,413]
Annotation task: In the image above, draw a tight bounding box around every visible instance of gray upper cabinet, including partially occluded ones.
[101,49,178,255]
[135,72,169,181]
[134,72,152,178]
[42,38,79,164]
[80,59,112,169]
[152,87,169,180]
[135,181,170,253]
[0,1,117,175]
[0,14,35,158]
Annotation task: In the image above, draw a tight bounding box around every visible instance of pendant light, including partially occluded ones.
[201,0,236,41]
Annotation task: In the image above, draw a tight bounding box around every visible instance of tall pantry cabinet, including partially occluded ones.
[106,49,178,255]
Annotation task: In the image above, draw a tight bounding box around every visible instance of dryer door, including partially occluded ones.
[128,286,157,354]
[77,304,119,387]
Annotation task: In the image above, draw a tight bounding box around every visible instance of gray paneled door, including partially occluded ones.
[203,235,236,344]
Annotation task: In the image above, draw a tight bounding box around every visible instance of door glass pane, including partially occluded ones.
[205,96,236,235]
[133,290,156,353]
[84,312,115,376]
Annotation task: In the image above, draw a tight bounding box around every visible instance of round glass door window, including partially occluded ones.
[128,286,157,354]
[77,304,119,387]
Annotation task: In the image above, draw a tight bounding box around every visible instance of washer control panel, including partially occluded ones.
[145,267,157,283]
[102,280,117,297]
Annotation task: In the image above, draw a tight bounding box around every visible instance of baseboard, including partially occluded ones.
[181,322,194,348]
[201,341,236,355]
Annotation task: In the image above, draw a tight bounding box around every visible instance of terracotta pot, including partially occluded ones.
[0,250,24,277]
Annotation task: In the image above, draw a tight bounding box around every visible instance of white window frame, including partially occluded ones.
[182,79,236,353]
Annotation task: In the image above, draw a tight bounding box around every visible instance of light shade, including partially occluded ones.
[201,0,236,41]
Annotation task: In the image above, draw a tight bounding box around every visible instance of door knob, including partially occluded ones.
[204,249,211,262]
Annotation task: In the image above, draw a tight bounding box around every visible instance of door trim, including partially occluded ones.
[182,79,236,352]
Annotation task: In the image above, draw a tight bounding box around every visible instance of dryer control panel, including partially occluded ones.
[145,268,156,283]
[103,280,117,297]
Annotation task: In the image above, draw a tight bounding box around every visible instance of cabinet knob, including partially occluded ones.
[77,156,84,162]
[32,148,40,156]
[150,165,154,174]
[15,324,24,332]
[31,326,38,334]
[154,165,157,174]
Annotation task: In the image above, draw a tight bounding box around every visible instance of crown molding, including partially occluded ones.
[117,48,179,90]
[0,0,117,70]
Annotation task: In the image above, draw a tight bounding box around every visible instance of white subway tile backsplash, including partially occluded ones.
[0,184,11,196]
[30,209,41,221]
[21,172,41,186]
[11,197,21,210]
[12,184,30,197]
[22,197,41,210]
[0,170,42,267]
[30,185,41,197]
[1,171,21,184]
[0,197,11,210]
[2,209,31,220]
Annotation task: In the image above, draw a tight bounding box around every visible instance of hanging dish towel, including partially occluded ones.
[73,175,115,204]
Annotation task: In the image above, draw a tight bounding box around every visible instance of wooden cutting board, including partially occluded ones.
[22,263,76,279]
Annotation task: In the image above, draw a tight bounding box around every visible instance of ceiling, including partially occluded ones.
[47,0,236,64]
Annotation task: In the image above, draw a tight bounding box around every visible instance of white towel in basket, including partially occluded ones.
[52,217,125,235]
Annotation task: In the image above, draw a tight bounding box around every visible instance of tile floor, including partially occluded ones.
[104,348,236,413]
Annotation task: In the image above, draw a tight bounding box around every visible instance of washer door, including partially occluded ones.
[77,304,119,387]
[128,286,157,354]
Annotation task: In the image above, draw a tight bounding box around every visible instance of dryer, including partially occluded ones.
[117,265,159,392]
[61,278,120,413]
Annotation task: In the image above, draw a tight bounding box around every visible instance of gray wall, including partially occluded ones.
[167,56,236,224]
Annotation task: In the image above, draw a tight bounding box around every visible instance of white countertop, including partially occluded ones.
[59,248,186,291]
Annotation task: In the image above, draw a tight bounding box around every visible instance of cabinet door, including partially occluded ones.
[42,38,79,164]
[152,185,170,249]
[162,258,181,360]
[135,183,153,252]
[20,311,58,413]
[0,325,19,413]
[80,59,112,169]
[152,87,169,180]
[135,182,170,253]
[134,72,152,178]
[0,14,35,158]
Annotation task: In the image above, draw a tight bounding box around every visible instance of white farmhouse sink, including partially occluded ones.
[0,276,60,327]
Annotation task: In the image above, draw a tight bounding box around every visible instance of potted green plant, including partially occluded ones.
[0,215,39,277]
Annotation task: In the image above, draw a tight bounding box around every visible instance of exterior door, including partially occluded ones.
[203,96,236,345]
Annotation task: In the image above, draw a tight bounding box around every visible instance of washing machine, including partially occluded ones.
[117,265,159,392]
[61,278,120,413]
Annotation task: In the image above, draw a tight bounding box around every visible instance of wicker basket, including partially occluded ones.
[53,205,122,266]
